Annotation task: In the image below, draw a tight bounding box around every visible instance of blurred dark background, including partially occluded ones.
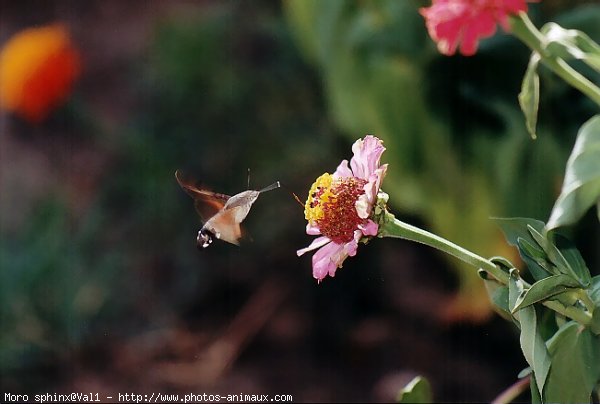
[0,1,599,402]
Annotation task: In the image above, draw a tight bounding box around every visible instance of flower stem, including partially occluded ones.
[378,211,593,328]
[543,300,592,328]
[378,212,509,284]
[577,290,596,313]
[510,12,600,108]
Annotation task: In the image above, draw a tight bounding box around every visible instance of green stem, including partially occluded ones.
[378,211,593,328]
[575,289,596,314]
[510,12,600,108]
[544,300,592,327]
[378,212,509,284]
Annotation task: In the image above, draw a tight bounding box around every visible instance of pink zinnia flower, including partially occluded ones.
[297,135,388,282]
[420,0,537,56]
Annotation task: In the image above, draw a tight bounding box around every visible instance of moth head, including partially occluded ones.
[197,229,214,249]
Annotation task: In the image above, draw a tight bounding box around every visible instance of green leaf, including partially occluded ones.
[547,115,600,230]
[505,221,590,285]
[517,367,532,378]
[516,237,557,278]
[490,285,511,320]
[512,274,581,312]
[530,374,542,404]
[517,236,546,262]
[480,272,511,320]
[527,226,564,269]
[527,226,585,286]
[590,276,600,335]
[480,260,513,320]
[555,3,600,41]
[590,276,600,305]
[508,270,551,397]
[528,226,591,287]
[495,219,550,280]
[551,232,592,287]
[494,217,546,247]
[490,256,516,271]
[592,305,600,336]
[542,22,600,72]
[519,52,541,139]
[397,376,432,403]
[544,321,600,403]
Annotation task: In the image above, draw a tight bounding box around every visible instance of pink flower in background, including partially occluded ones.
[297,135,387,282]
[420,0,537,56]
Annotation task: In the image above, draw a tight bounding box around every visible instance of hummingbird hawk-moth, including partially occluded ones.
[175,170,280,248]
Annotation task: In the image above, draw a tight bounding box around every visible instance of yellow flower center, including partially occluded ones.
[304,173,334,223]
[304,172,367,244]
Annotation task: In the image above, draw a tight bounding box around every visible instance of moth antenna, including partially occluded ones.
[247,168,251,190]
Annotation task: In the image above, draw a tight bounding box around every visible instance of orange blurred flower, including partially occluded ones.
[0,24,81,123]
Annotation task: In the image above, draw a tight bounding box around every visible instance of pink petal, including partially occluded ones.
[306,222,321,235]
[356,194,371,219]
[312,241,345,280]
[420,0,534,57]
[359,219,378,237]
[343,234,360,258]
[502,0,531,14]
[349,135,386,180]
[421,1,470,56]
[308,229,364,281]
[356,164,388,219]
[333,159,353,178]
[297,236,331,257]
[310,230,366,282]
[459,11,496,56]
[497,14,511,32]
[366,164,388,201]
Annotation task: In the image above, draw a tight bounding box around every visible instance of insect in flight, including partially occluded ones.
[175,170,281,248]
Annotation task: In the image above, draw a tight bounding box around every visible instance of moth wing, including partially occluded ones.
[204,207,244,245]
[175,170,230,223]
[222,190,260,211]
[191,200,221,224]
